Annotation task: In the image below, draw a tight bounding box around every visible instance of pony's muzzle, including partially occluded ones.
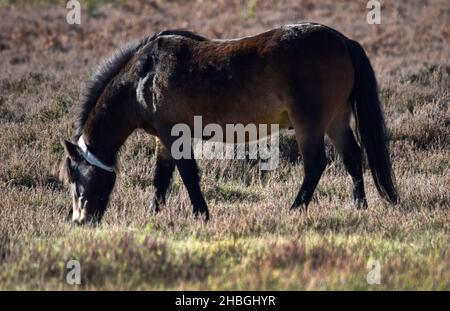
[71,197,94,225]
[72,211,98,226]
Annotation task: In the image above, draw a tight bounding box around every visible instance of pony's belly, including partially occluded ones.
[193,104,292,132]
[181,104,292,143]
[185,83,293,128]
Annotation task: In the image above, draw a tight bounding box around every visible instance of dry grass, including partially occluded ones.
[0,0,449,290]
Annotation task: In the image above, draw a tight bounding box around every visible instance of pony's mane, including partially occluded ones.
[75,30,208,137]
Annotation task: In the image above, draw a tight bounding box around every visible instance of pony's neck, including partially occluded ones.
[81,92,140,166]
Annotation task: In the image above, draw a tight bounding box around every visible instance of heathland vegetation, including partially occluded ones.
[0,0,448,289]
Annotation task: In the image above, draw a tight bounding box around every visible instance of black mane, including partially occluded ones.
[75,30,208,137]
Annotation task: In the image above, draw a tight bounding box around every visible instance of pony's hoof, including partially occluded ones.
[290,203,308,213]
[354,198,368,210]
[148,201,160,216]
[193,211,210,223]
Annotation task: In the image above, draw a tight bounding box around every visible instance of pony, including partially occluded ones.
[59,24,398,225]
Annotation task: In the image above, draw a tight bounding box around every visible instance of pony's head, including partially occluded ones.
[60,139,116,225]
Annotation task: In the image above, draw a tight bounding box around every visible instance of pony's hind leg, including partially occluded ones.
[150,138,176,214]
[290,124,327,211]
[327,112,367,209]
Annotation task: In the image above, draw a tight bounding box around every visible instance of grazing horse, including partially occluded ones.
[60,23,398,225]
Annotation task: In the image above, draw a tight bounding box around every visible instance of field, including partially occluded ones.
[0,0,449,290]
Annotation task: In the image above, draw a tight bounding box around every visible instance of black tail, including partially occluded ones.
[347,40,398,204]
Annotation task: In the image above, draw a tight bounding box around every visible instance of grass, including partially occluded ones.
[0,0,126,17]
[0,0,124,7]
[244,0,258,18]
[0,0,449,290]
[1,227,449,290]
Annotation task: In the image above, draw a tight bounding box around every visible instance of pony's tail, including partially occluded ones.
[347,39,399,204]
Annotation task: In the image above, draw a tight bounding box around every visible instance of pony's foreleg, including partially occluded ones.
[155,129,210,221]
[173,156,210,221]
[150,138,175,214]
[290,128,327,211]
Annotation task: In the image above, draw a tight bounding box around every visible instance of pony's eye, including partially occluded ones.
[75,184,82,198]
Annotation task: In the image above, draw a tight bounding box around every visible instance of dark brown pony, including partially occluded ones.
[60,24,398,225]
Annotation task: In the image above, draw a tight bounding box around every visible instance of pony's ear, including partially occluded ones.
[62,140,82,162]
[59,157,73,184]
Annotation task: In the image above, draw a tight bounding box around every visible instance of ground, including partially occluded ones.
[0,0,449,290]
